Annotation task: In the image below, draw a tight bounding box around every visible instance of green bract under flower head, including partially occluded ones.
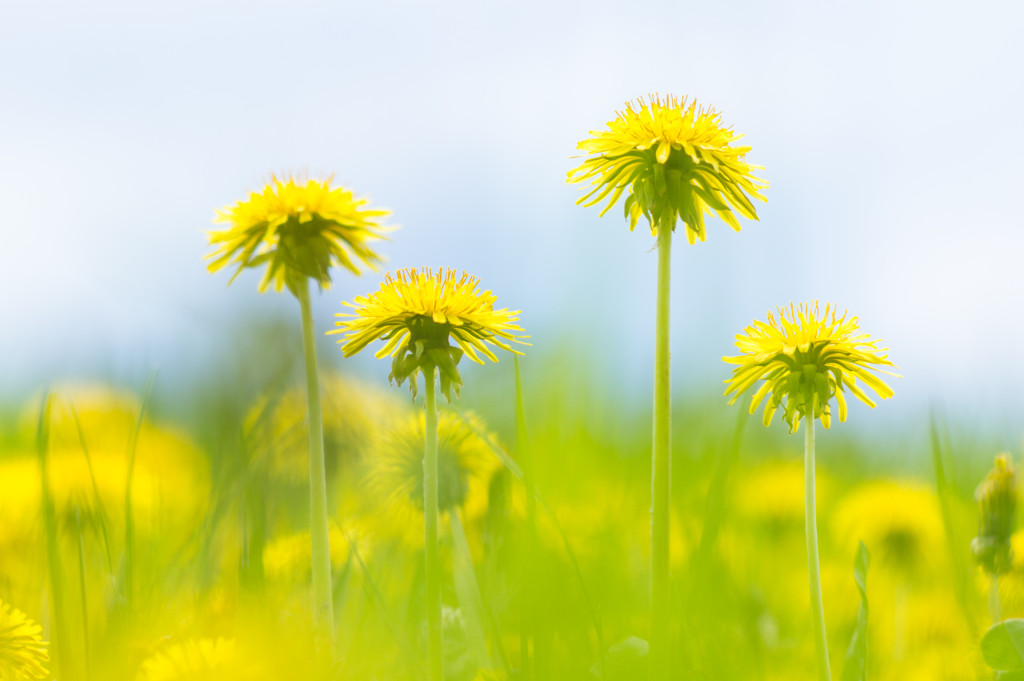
[723,302,898,433]
[328,268,528,400]
[568,94,767,243]
[206,174,392,296]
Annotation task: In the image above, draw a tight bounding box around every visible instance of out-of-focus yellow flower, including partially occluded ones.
[0,385,208,535]
[244,372,408,485]
[136,638,254,681]
[833,481,944,578]
[329,268,528,399]
[723,303,898,432]
[262,524,364,581]
[733,459,834,526]
[568,94,766,243]
[364,411,499,547]
[972,454,1017,575]
[0,599,48,680]
[207,175,391,295]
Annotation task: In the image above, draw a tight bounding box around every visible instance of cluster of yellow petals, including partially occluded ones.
[569,94,767,243]
[329,268,527,365]
[207,175,391,293]
[0,599,48,680]
[723,302,898,432]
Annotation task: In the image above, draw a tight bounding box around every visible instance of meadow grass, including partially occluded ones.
[0,339,1010,680]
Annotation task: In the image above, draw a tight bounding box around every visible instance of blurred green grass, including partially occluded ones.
[0,319,1013,680]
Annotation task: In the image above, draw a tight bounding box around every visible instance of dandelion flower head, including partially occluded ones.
[568,94,767,243]
[833,481,944,578]
[0,599,48,680]
[723,303,897,433]
[136,638,260,681]
[367,410,499,517]
[207,174,391,295]
[329,268,528,399]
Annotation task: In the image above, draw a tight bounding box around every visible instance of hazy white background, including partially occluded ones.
[2,0,1022,431]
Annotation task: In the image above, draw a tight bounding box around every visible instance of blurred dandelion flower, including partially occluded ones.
[724,302,898,433]
[263,524,361,582]
[330,267,528,399]
[833,481,944,578]
[0,600,48,680]
[207,175,392,295]
[137,638,251,681]
[244,372,408,485]
[568,94,766,243]
[366,411,499,535]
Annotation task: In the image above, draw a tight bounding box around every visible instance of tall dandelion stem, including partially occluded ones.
[804,409,831,681]
[651,222,672,681]
[990,575,1001,622]
[423,366,443,681]
[297,281,335,655]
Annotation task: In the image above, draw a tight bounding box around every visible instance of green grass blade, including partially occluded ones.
[449,508,496,673]
[69,403,115,576]
[929,409,978,638]
[37,392,75,680]
[840,542,870,681]
[124,370,158,612]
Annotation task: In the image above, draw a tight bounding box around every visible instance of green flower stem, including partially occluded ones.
[991,575,1001,623]
[651,223,672,681]
[423,366,443,681]
[804,413,831,681]
[296,281,336,656]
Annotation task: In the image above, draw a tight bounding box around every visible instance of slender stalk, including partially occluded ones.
[651,223,672,681]
[804,414,831,681]
[38,394,73,681]
[423,367,443,681]
[296,281,336,655]
[515,357,538,679]
[990,575,1001,623]
[75,507,91,679]
[124,372,156,613]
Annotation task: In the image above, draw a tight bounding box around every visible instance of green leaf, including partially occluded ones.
[982,620,1024,671]
[841,542,870,681]
[999,671,1024,680]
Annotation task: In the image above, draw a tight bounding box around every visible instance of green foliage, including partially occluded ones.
[982,619,1024,672]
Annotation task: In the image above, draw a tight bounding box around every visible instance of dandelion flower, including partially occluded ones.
[366,411,499,540]
[207,175,392,295]
[568,94,767,243]
[137,638,252,681]
[329,267,528,399]
[0,600,48,680]
[244,372,408,485]
[833,481,944,578]
[724,302,898,433]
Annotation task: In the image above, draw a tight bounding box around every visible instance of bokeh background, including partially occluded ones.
[3,0,1023,428]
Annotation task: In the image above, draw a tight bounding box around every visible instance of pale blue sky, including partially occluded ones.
[2,0,1022,429]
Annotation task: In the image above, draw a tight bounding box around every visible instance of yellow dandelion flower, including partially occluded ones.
[723,302,898,432]
[329,268,528,399]
[244,371,409,485]
[262,524,361,582]
[0,600,48,680]
[833,481,944,578]
[206,174,392,295]
[568,94,767,243]
[136,638,255,681]
[364,410,499,546]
